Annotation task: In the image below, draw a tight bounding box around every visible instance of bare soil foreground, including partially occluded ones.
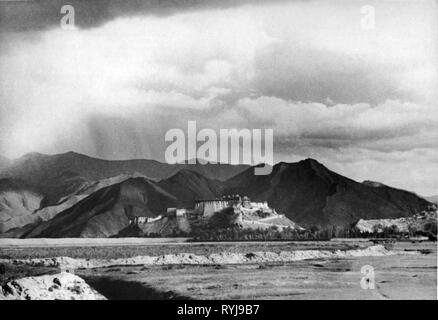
[1,240,436,300]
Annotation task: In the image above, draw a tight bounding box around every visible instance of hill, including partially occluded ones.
[223,159,434,227]
[158,169,221,207]
[0,178,44,233]
[0,173,148,235]
[24,177,180,238]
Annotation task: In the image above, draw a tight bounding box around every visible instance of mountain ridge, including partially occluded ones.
[222,158,434,227]
[0,151,249,185]
[25,177,181,238]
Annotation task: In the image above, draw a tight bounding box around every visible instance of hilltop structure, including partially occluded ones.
[130,194,245,224]
[193,195,243,218]
[129,195,300,233]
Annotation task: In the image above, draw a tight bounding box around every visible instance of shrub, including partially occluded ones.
[424,221,437,235]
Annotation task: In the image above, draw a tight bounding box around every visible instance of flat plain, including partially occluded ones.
[76,242,436,300]
[1,240,435,300]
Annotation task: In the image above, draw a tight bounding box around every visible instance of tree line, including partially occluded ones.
[188,221,437,242]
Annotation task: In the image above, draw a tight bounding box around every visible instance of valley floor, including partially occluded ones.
[76,242,437,300]
[1,241,436,300]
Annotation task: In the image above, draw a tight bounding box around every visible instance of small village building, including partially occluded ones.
[166,208,188,217]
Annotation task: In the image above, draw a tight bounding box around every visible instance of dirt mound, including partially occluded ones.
[0,272,105,300]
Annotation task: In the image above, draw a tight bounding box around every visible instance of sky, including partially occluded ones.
[0,0,437,195]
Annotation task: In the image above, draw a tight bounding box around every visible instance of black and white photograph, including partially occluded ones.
[0,0,437,303]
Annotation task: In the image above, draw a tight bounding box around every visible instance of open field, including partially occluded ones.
[0,240,371,260]
[1,241,436,299]
[77,242,437,300]
[0,237,191,248]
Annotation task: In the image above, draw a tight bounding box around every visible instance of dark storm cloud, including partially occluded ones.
[0,0,291,31]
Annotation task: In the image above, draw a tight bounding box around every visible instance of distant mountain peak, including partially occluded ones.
[224,158,432,226]
[301,157,321,164]
[362,180,386,187]
[298,158,326,170]
[19,152,45,160]
[274,158,322,170]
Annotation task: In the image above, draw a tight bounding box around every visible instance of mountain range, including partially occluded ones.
[1,151,248,184]
[0,151,434,237]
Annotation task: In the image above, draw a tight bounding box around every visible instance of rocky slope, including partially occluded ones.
[0,173,146,235]
[0,179,45,233]
[24,177,180,238]
[355,211,437,234]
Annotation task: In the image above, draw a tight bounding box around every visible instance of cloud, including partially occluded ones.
[0,0,289,31]
[0,0,437,195]
[0,8,275,157]
[237,97,438,149]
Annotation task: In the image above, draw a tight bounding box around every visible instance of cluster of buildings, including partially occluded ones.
[130,195,276,225]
